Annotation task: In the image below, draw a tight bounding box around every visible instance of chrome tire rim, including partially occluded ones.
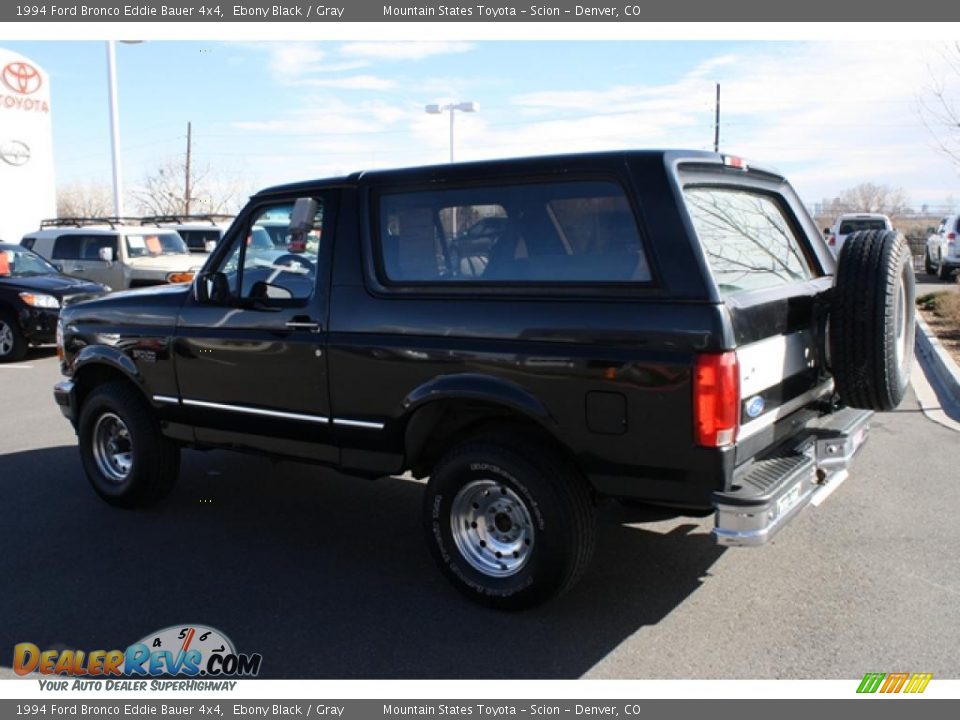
[895,277,908,371]
[450,479,535,578]
[0,322,13,357]
[92,413,134,484]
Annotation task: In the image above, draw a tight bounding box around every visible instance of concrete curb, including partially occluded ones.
[915,315,960,404]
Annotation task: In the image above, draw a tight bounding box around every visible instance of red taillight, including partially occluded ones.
[722,155,748,170]
[828,235,836,246]
[694,352,740,447]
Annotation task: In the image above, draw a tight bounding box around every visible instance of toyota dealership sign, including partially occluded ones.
[0,48,55,243]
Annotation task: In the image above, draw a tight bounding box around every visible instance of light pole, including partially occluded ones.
[106,40,142,218]
[425,101,478,236]
[425,101,479,163]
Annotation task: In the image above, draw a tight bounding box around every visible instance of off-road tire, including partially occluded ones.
[830,230,915,411]
[0,310,27,363]
[78,381,180,507]
[424,434,596,610]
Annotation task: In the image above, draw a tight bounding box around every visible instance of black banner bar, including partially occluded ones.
[3,0,958,22]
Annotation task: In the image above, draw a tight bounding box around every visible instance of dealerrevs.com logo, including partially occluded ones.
[14,625,262,689]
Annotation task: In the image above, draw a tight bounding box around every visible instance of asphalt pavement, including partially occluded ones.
[1,296,959,679]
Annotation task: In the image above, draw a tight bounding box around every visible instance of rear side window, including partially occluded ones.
[179,229,221,250]
[683,187,815,295]
[20,238,35,250]
[378,180,651,284]
[51,234,119,260]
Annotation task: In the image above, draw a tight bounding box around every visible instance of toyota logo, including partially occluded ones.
[0,140,30,167]
[2,62,42,95]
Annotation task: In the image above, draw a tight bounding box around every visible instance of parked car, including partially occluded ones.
[0,243,106,362]
[924,214,959,280]
[52,150,914,609]
[140,215,233,255]
[22,218,203,290]
[824,213,893,256]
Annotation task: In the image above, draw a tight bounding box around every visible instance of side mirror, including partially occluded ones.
[99,247,115,264]
[194,271,231,305]
[204,240,218,253]
[289,197,318,234]
[822,227,830,235]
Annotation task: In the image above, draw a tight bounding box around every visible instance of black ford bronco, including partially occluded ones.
[53,150,915,609]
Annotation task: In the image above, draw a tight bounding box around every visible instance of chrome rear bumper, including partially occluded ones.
[713,407,872,547]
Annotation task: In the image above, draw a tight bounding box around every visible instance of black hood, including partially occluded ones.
[0,274,106,298]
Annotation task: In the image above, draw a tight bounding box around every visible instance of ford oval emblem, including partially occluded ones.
[745,395,765,418]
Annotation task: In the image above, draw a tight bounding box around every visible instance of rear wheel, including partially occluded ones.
[0,311,27,363]
[78,382,180,507]
[938,256,954,281]
[830,230,915,411]
[925,250,936,275]
[423,434,596,610]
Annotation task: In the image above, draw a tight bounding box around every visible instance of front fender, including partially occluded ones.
[73,345,142,387]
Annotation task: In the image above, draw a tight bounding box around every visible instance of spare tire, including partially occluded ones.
[830,229,915,411]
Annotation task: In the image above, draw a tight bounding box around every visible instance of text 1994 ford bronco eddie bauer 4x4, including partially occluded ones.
[53,151,915,609]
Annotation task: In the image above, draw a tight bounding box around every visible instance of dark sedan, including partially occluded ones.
[0,243,107,362]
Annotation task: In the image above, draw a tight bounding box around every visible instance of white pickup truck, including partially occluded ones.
[824,213,893,257]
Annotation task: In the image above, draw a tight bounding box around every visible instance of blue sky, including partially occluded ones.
[2,40,959,213]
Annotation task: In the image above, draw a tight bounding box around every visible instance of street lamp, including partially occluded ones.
[425,101,478,237]
[425,101,479,163]
[106,40,142,217]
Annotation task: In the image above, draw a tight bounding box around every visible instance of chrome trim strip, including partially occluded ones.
[153,395,180,405]
[181,398,329,424]
[737,378,834,441]
[332,418,386,430]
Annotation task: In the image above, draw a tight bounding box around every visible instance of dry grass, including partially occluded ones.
[918,292,960,367]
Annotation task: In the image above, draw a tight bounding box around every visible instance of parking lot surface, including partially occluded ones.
[1,340,959,679]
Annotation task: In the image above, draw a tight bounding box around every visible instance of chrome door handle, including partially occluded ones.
[285,320,322,332]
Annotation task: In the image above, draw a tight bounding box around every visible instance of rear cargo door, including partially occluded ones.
[680,174,833,459]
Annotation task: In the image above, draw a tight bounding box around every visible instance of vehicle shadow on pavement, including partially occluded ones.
[0,445,725,679]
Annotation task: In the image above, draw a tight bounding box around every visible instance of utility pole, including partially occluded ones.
[184,121,192,215]
[713,83,720,153]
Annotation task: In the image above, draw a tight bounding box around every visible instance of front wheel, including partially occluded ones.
[939,257,955,281]
[0,311,27,363]
[423,435,596,610]
[77,382,180,507]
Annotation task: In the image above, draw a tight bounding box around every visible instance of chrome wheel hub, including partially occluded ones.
[92,413,133,483]
[450,479,535,578]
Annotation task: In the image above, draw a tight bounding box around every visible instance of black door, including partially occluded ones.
[173,193,337,463]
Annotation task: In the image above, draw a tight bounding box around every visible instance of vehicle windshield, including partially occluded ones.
[0,247,60,278]
[838,219,887,234]
[125,232,189,258]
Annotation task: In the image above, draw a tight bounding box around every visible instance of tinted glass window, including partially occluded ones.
[125,232,188,258]
[683,187,815,295]
[20,238,35,251]
[179,229,221,251]
[52,234,118,260]
[838,219,887,234]
[215,201,324,302]
[379,180,651,284]
[52,235,82,260]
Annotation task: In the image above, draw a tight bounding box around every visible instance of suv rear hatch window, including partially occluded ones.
[682,186,815,296]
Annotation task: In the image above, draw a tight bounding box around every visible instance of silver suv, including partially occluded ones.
[924,214,959,280]
[22,218,202,290]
